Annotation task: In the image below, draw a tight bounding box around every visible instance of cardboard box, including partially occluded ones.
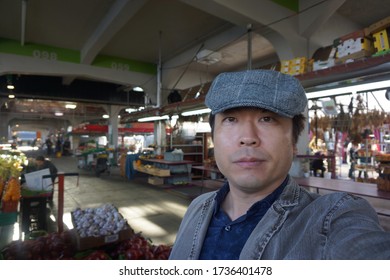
[71,226,134,251]
[24,168,53,192]
[312,59,335,71]
[373,29,390,52]
[335,49,373,64]
[333,29,370,46]
[336,37,374,58]
[71,209,134,251]
[148,177,164,185]
[153,168,170,177]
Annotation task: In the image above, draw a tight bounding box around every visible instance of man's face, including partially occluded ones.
[36,160,44,167]
[213,107,296,195]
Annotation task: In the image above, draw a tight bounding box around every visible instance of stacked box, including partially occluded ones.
[280,60,291,74]
[312,59,335,71]
[312,46,336,71]
[336,37,373,58]
[373,29,390,53]
[332,28,374,64]
[333,29,369,46]
[280,57,310,76]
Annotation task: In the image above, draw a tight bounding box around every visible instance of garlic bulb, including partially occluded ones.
[72,204,128,237]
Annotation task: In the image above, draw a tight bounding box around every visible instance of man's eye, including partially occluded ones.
[260,116,273,122]
[226,117,236,122]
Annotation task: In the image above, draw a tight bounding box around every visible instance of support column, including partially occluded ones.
[154,120,166,156]
[0,113,12,142]
[108,105,123,148]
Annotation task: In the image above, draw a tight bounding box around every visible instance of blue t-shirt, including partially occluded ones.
[198,178,287,260]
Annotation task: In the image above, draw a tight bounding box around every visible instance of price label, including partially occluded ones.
[32,49,58,61]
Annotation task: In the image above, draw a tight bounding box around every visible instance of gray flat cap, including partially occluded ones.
[205,69,307,118]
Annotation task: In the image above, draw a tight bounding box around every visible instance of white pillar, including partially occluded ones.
[108,105,122,148]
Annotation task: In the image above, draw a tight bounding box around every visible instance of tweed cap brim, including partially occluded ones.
[205,69,307,118]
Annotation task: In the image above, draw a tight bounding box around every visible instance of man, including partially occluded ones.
[169,69,390,260]
[35,155,58,201]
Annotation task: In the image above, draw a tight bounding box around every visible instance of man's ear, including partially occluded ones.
[293,145,298,156]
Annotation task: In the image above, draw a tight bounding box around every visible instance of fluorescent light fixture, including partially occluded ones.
[55,112,63,116]
[138,115,169,122]
[195,49,222,65]
[65,104,77,109]
[196,122,211,133]
[125,108,138,113]
[306,80,390,99]
[133,86,144,92]
[8,94,15,99]
[170,114,179,126]
[102,114,110,119]
[181,108,211,116]
[7,84,14,90]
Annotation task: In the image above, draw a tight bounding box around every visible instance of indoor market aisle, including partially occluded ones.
[46,155,193,246]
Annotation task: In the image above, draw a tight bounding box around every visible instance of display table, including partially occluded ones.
[136,158,194,185]
[294,176,390,216]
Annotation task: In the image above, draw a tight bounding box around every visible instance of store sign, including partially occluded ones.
[321,99,338,115]
[0,38,156,74]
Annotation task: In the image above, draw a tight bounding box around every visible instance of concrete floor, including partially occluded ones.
[45,155,193,246]
[2,153,389,250]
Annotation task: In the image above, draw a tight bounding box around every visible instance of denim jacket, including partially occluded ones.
[169,175,390,259]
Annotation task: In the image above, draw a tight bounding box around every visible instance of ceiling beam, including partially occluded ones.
[81,0,148,65]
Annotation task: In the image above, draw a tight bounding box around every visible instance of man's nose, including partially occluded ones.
[239,122,260,146]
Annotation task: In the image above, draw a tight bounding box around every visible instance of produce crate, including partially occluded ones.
[70,207,135,251]
[71,226,134,251]
[148,176,164,185]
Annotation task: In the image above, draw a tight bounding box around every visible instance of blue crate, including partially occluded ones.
[164,152,183,161]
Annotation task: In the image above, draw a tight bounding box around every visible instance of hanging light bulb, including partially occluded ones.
[6,75,14,90]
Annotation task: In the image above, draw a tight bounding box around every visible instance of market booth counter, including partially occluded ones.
[133,153,194,186]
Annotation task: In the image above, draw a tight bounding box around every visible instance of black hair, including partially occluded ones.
[35,155,45,161]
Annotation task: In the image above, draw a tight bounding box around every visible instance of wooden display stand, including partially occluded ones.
[135,158,194,186]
